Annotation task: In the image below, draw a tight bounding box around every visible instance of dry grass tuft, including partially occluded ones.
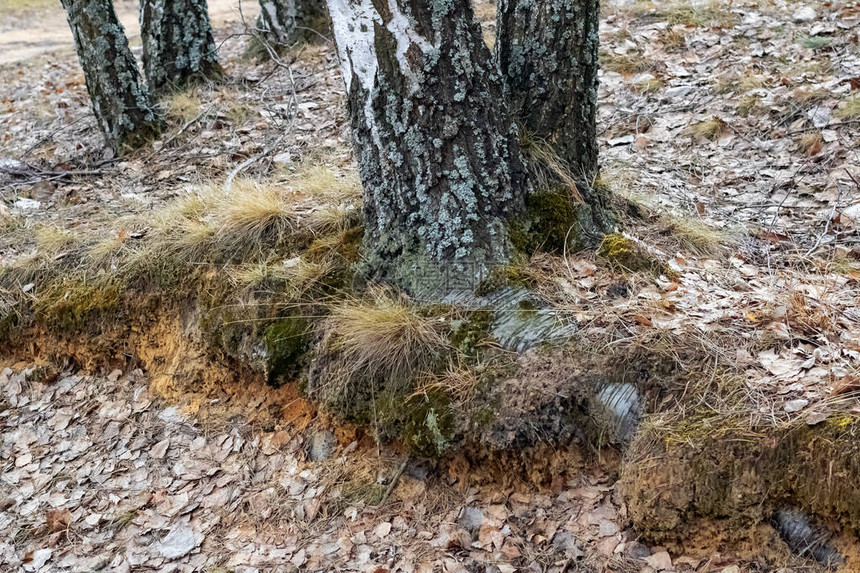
[791,86,828,105]
[286,163,362,198]
[143,167,361,263]
[685,116,729,141]
[634,76,665,94]
[213,180,297,251]
[216,89,255,124]
[34,225,75,252]
[0,208,16,232]
[415,361,479,402]
[0,164,364,345]
[658,26,688,50]
[163,92,202,123]
[783,287,838,336]
[714,72,765,95]
[87,233,130,265]
[736,93,768,117]
[797,131,823,156]
[663,0,737,27]
[324,289,449,383]
[661,215,735,257]
[610,186,739,257]
[837,95,860,119]
[521,134,584,204]
[235,256,337,301]
[600,50,653,75]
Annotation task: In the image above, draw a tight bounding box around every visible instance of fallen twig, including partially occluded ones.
[378,458,409,506]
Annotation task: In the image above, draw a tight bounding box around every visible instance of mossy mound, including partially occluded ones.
[263,317,311,385]
[598,232,667,274]
[510,187,581,254]
[476,265,536,297]
[402,391,456,458]
[302,295,460,457]
[449,309,495,355]
[621,414,860,543]
[33,276,123,332]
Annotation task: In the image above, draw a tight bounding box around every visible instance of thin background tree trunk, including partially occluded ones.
[496,0,613,240]
[61,0,162,153]
[496,0,600,184]
[140,0,223,94]
[327,0,528,294]
[255,0,328,47]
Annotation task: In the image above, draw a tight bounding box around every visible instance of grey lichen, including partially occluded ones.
[330,0,530,296]
[496,0,612,242]
[61,0,162,152]
[140,0,223,94]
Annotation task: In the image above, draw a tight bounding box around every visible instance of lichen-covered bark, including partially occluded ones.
[328,0,529,295]
[496,0,612,239]
[255,0,329,47]
[60,0,162,153]
[140,0,223,94]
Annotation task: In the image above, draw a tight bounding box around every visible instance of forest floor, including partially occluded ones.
[1,0,860,571]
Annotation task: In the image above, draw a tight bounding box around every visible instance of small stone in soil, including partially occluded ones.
[457,506,483,532]
[307,430,335,461]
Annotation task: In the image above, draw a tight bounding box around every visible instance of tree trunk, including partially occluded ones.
[140,0,222,94]
[328,0,528,295]
[496,0,613,241]
[255,0,328,48]
[61,0,162,153]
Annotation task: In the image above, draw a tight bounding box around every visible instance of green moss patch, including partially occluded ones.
[403,390,456,458]
[598,232,666,274]
[263,317,311,385]
[450,309,495,355]
[33,277,123,332]
[476,264,536,296]
[510,187,581,254]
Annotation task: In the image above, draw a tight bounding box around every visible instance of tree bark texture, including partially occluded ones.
[61,0,162,153]
[496,0,600,185]
[496,0,613,241]
[140,0,222,94]
[328,0,529,293]
[256,0,329,47]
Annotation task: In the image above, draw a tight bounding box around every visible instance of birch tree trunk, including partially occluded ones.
[255,0,328,48]
[328,0,528,294]
[496,0,613,240]
[61,0,162,153]
[140,0,223,94]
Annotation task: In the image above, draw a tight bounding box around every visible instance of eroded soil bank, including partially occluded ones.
[2,290,859,571]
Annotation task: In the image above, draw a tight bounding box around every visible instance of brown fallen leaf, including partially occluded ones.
[500,539,522,560]
[46,509,72,532]
[833,375,860,395]
[633,315,653,327]
[571,259,597,277]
